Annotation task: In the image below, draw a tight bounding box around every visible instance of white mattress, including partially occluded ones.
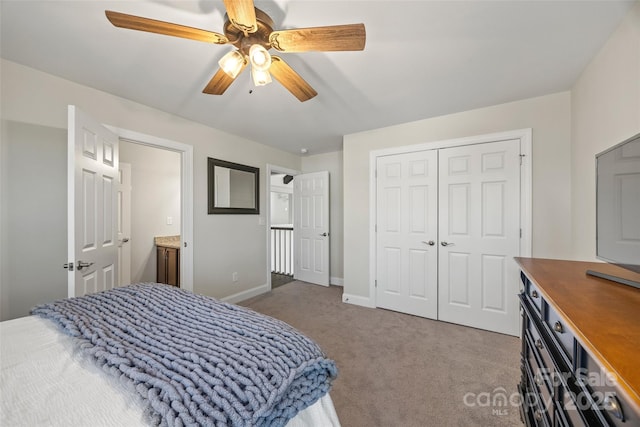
[0,316,340,426]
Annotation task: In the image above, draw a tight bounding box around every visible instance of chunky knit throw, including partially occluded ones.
[31,284,337,427]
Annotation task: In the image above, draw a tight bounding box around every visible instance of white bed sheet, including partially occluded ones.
[0,316,340,427]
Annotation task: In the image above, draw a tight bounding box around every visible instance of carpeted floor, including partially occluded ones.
[241,281,523,427]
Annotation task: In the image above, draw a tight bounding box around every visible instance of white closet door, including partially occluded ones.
[438,139,521,336]
[376,150,439,319]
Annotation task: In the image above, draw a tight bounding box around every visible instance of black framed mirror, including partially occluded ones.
[207,158,260,214]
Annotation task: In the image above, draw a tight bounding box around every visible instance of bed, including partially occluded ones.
[0,283,340,426]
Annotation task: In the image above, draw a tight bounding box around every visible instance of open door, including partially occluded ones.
[66,105,119,297]
[294,171,330,286]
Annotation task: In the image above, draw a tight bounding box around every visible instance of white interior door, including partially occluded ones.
[438,139,521,336]
[117,162,132,286]
[376,150,439,319]
[67,105,119,297]
[294,171,330,286]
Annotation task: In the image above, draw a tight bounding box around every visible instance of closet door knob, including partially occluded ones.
[441,241,454,247]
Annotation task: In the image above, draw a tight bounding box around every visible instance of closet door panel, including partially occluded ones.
[376,150,438,319]
[438,139,521,336]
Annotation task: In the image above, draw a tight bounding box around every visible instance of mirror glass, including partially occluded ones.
[208,158,259,214]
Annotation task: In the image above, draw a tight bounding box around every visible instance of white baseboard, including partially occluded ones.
[330,277,344,286]
[221,283,269,304]
[342,292,375,308]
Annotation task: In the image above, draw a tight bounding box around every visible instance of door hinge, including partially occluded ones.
[375,224,377,232]
[375,280,377,288]
[519,154,526,165]
[520,228,522,238]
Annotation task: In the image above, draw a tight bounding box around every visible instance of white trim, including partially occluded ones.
[107,126,194,292]
[221,283,270,304]
[342,293,375,308]
[330,277,344,286]
[265,164,299,290]
[368,128,533,309]
[519,131,533,258]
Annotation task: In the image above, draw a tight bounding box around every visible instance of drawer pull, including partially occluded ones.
[604,394,625,421]
[534,409,543,421]
[535,374,544,387]
[553,321,564,333]
[535,339,543,350]
[531,290,539,298]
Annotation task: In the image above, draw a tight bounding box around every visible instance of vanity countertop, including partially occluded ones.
[154,235,180,249]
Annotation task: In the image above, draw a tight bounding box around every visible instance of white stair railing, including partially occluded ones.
[271,226,293,276]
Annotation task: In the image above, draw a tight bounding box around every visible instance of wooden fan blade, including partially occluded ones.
[222,0,257,34]
[202,64,247,95]
[105,10,228,44]
[270,56,317,102]
[270,24,365,52]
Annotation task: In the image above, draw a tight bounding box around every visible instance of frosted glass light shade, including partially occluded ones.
[251,67,272,86]
[249,44,271,71]
[218,50,245,78]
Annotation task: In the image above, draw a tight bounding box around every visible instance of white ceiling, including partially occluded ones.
[1,1,635,155]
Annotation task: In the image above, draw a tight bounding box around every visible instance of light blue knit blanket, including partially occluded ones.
[31,283,337,427]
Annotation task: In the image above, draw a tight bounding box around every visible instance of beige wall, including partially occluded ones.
[343,92,572,300]
[0,59,301,319]
[301,151,344,283]
[571,2,640,261]
[1,121,68,320]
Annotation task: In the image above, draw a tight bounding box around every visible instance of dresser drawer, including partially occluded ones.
[522,271,543,314]
[578,350,640,426]
[524,361,553,427]
[524,306,555,372]
[525,335,554,423]
[558,385,588,427]
[544,303,575,365]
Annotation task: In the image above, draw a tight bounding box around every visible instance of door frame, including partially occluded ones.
[368,128,532,307]
[266,164,299,290]
[108,126,194,291]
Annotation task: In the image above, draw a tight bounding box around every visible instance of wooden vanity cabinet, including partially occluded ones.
[157,246,180,287]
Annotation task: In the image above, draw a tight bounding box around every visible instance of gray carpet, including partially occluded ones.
[241,281,523,427]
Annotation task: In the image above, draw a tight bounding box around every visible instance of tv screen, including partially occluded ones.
[595,132,640,275]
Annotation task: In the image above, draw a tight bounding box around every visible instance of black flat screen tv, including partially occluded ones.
[587,132,640,288]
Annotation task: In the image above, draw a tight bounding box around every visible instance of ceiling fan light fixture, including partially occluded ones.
[251,67,272,86]
[249,44,271,71]
[218,50,245,78]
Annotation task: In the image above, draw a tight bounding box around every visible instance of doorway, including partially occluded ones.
[266,165,332,289]
[119,141,181,286]
[267,165,297,289]
[108,126,194,291]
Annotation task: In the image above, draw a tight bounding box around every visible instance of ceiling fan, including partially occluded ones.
[105,0,366,102]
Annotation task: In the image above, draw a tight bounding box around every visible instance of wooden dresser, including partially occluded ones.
[516,257,640,427]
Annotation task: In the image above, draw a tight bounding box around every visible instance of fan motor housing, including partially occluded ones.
[224,7,274,53]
